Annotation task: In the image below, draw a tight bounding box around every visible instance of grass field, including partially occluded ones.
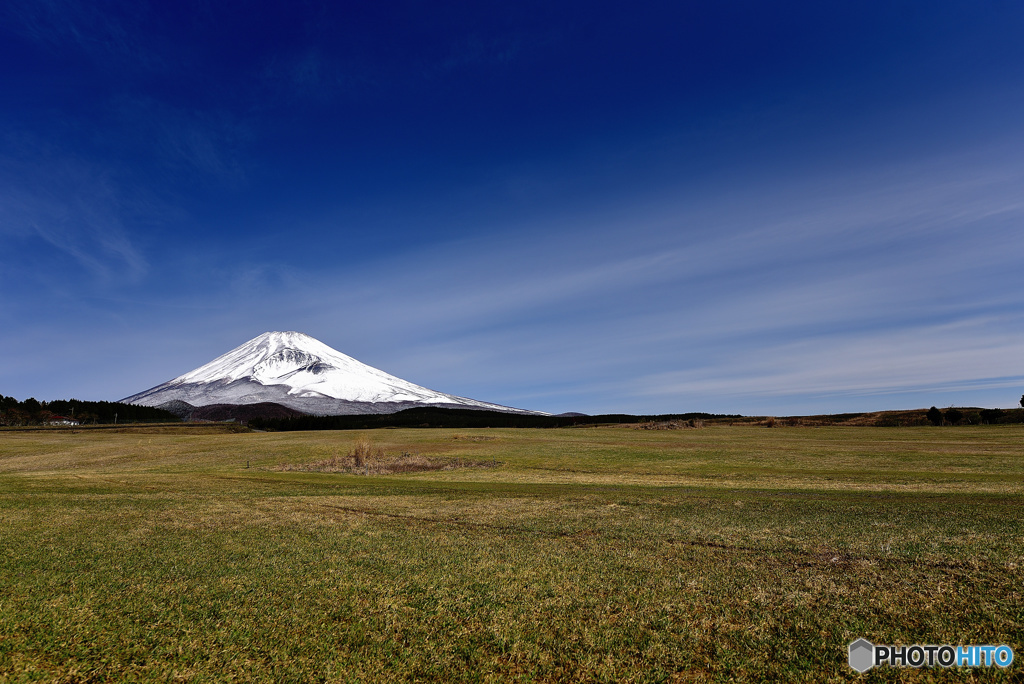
[1,424,1021,682]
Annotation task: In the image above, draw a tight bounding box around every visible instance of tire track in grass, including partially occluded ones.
[309,502,999,573]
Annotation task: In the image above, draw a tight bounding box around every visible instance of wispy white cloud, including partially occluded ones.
[0,151,148,283]
[257,146,1024,412]
[634,317,1022,398]
[6,126,1024,411]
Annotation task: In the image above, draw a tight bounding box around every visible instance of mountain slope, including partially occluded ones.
[121,331,542,416]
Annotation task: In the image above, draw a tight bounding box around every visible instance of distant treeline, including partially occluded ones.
[925,406,1024,426]
[0,394,181,426]
[248,407,738,431]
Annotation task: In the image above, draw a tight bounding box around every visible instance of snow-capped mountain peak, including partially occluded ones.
[176,331,351,385]
[122,331,541,415]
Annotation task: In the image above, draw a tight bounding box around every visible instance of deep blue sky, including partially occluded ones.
[2,1,1024,415]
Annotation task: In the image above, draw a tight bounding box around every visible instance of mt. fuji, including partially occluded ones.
[121,331,542,416]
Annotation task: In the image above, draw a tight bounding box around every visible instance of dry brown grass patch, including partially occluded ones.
[633,419,705,430]
[274,440,500,475]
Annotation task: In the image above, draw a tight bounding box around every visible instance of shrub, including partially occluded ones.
[926,407,943,426]
[980,408,1004,424]
[351,438,383,467]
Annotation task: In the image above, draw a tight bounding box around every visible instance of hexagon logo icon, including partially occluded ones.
[849,638,874,673]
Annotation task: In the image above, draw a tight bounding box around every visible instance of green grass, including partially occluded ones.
[1,425,1022,681]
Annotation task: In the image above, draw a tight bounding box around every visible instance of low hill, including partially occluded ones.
[181,401,306,423]
[248,407,736,431]
[247,406,1024,431]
